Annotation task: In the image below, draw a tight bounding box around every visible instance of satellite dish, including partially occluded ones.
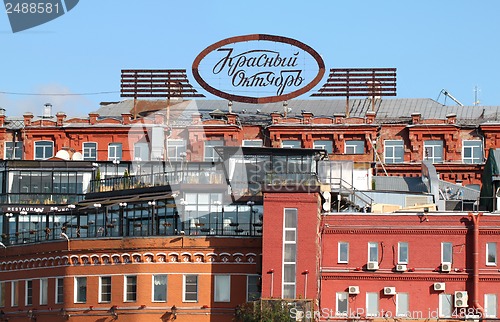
[72,152,83,160]
[55,150,70,160]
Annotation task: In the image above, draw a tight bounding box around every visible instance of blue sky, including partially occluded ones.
[1,1,500,116]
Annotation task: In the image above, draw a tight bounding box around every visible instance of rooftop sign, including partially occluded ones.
[192,34,325,104]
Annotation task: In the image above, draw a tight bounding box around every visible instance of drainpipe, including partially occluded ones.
[468,212,484,315]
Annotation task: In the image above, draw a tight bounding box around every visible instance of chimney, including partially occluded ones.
[122,113,132,125]
[56,112,66,126]
[89,112,99,125]
[0,108,5,127]
[334,113,345,124]
[411,113,421,125]
[302,111,314,124]
[446,113,457,124]
[271,112,281,124]
[23,112,34,126]
[365,111,376,124]
[191,112,202,125]
[226,113,238,125]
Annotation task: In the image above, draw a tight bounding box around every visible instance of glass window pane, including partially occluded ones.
[153,275,167,302]
[366,292,379,316]
[439,294,452,317]
[214,275,230,302]
[339,242,349,263]
[284,244,296,262]
[336,292,348,315]
[442,242,453,263]
[396,293,409,316]
[369,242,378,262]
[487,242,497,265]
[283,264,296,283]
[247,276,261,302]
[284,209,297,228]
[399,242,409,263]
[485,294,497,318]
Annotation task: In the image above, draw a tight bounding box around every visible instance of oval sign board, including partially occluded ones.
[192,34,325,104]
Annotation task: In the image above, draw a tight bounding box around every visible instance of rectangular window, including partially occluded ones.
[25,280,33,306]
[247,275,261,302]
[336,292,348,316]
[0,282,4,307]
[204,140,223,161]
[345,140,364,154]
[485,294,497,318]
[313,140,333,154]
[242,139,263,147]
[463,140,483,164]
[338,242,349,263]
[281,140,301,149]
[283,208,297,299]
[384,140,404,164]
[183,275,198,302]
[398,242,409,264]
[108,143,122,161]
[424,140,444,163]
[487,242,497,266]
[368,242,378,263]
[82,142,97,161]
[166,140,187,161]
[134,142,150,161]
[56,278,64,304]
[441,242,453,263]
[99,276,112,303]
[74,277,87,303]
[11,281,18,307]
[439,293,453,318]
[366,292,379,317]
[5,141,22,160]
[214,275,231,302]
[39,278,48,305]
[396,293,409,317]
[34,141,54,160]
[152,275,167,302]
[124,276,137,302]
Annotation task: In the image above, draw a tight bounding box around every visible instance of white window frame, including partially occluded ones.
[282,208,297,299]
[281,140,301,149]
[246,275,261,302]
[462,140,483,164]
[424,140,443,163]
[439,293,453,318]
[398,242,409,264]
[34,140,54,160]
[368,242,378,263]
[485,294,497,318]
[82,142,97,161]
[242,139,263,147]
[74,277,87,303]
[25,280,33,306]
[338,242,349,263]
[335,292,348,316]
[487,242,497,266]
[384,140,404,164]
[99,276,112,303]
[204,140,223,161]
[345,140,364,154]
[366,292,379,317]
[441,242,453,263]
[183,274,198,302]
[396,293,409,317]
[4,141,22,160]
[166,139,187,161]
[134,142,150,161]
[124,275,137,302]
[214,275,231,302]
[313,140,333,154]
[152,275,168,302]
[39,278,48,305]
[108,143,122,161]
[55,277,64,304]
[11,280,18,307]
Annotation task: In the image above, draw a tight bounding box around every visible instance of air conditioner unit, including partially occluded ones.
[348,286,360,295]
[454,291,468,308]
[367,261,379,270]
[384,287,396,295]
[433,282,446,291]
[396,264,407,272]
[441,262,452,272]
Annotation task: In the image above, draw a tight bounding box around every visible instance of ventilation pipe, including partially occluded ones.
[468,212,484,315]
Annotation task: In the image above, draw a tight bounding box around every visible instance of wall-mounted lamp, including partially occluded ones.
[171,305,177,319]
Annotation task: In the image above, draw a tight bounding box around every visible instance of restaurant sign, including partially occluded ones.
[192,34,325,104]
